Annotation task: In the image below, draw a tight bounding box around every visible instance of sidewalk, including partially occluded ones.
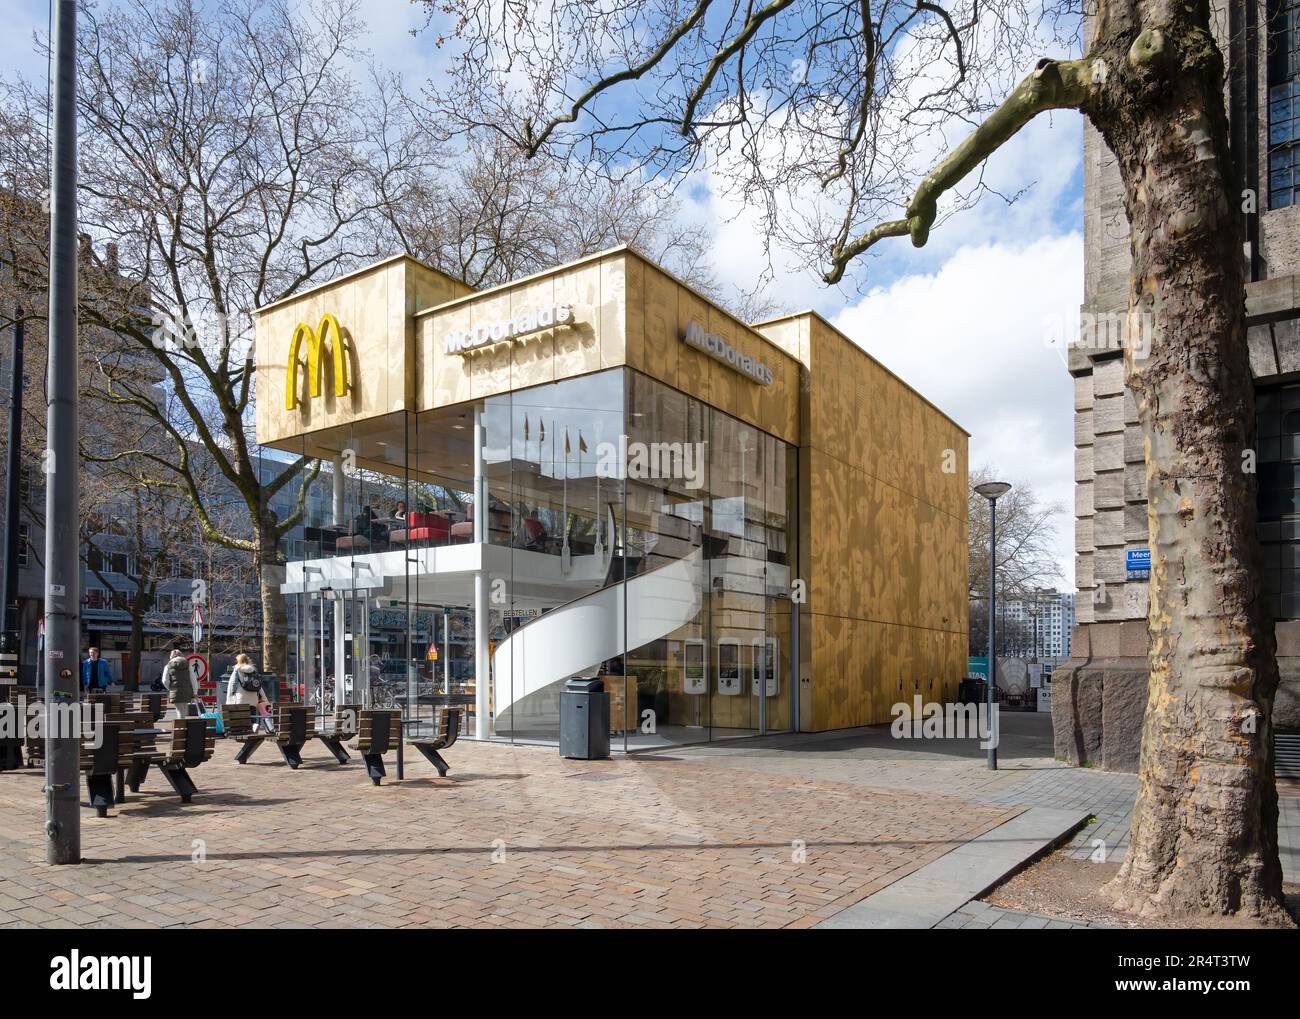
[0,713,1291,928]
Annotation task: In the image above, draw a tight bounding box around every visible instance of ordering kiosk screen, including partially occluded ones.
[717,639,741,695]
[683,639,707,695]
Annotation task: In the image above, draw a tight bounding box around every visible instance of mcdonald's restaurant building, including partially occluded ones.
[253,246,969,749]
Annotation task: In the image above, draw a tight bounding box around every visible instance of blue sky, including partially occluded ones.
[3,0,1084,586]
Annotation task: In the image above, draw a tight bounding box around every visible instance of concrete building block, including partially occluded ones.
[1123,581,1149,619]
[1094,546,1126,584]
[1052,662,1150,772]
[1088,622,1122,658]
[1124,462,1146,503]
[1074,373,1094,411]
[1075,553,1094,591]
[1051,666,1103,765]
[1075,589,1095,624]
[1094,587,1131,621]
[1100,670,1150,771]
[1275,316,1300,376]
[1276,619,1300,657]
[1093,357,1125,397]
[1075,480,1094,518]
[1094,431,1124,471]
[1119,620,1149,657]
[1075,444,1094,482]
[1075,516,1094,553]
[1124,502,1148,541]
[1123,385,1139,425]
[1075,409,1094,447]
[1244,270,1296,320]
[1094,470,1124,509]
[1093,394,1125,436]
[1124,423,1144,463]
[1092,508,1125,548]
[1247,323,1279,379]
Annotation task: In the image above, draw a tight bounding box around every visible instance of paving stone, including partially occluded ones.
[0,713,1290,928]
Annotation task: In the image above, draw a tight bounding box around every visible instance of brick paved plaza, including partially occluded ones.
[0,715,1293,928]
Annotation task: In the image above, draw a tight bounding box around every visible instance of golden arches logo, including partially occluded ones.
[286,313,350,410]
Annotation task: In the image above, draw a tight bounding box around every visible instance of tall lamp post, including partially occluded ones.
[975,481,1011,770]
[45,0,81,863]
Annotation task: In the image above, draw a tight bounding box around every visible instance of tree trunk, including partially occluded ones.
[126,603,145,690]
[1086,6,1288,921]
[255,518,287,685]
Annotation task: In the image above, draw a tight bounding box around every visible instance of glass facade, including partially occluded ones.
[284,366,797,749]
[1270,0,1300,208]
[1257,384,1300,620]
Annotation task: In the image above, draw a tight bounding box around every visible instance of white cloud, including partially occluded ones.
[832,233,1082,589]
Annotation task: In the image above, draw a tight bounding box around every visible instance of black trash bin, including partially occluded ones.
[960,678,988,706]
[560,678,610,760]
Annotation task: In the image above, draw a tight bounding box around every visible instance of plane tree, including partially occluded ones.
[418,0,1288,921]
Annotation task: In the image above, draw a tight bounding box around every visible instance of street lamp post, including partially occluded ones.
[975,481,1011,771]
[45,0,81,863]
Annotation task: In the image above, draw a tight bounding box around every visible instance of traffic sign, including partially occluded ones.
[191,602,205,645]
[187,653,215,704]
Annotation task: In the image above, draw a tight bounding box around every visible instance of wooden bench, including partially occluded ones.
[229,703,348,768]
[1,686,36,769]
[119,710,162,793]
[313,704,358,765]
[132,691,166,722]
[88,691,124,717]
[153,716,216,802]
[81,715,136,817]
[224,702,275,763]
[408,708,461,778]
[120,715,214,803]
[356,709,403,785]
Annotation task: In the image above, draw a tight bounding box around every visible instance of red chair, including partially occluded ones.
[390,511,450,548]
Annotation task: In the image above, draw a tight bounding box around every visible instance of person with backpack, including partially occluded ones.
[226,653,268,715]
[160,649,195,718]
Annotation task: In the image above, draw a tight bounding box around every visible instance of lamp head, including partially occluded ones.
[975,481,1012,501]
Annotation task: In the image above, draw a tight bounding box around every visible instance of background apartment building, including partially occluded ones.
[1060,1,1300,769]
[1003,591,1075,662]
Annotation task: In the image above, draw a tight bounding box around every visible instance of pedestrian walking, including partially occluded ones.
[160,649,194,719]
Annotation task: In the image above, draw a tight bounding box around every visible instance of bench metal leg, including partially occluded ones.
[0,740,21,770]
[278,741,303,769]
[362,752,386,786]
[319,735,350,764]
[86,773,114,817]
[234,737,263,763]
[160,764,198,803]
[115,767,126,804]
[413,744,451,777]
[127,759,150,793]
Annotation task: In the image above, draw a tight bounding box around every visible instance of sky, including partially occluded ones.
[1,0,1082,589]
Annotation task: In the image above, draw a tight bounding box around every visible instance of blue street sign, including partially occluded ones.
[1125,549,1150,569]
[1126,548,1151,580]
